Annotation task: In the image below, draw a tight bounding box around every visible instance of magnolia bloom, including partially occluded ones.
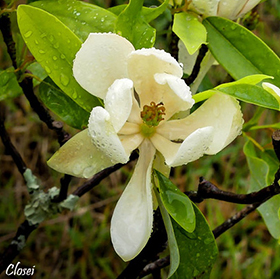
[48,33,243,261]
[189,0,261,20]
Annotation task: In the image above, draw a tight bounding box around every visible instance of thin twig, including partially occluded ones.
[0,12,70,146]
[19,75,70,146]
[187,177,280,204]
[185,44,208,86]
[212,203,261,238]
[0,103,27,175]
[0,220,38,273]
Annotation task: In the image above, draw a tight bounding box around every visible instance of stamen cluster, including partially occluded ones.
[141,102,166,127]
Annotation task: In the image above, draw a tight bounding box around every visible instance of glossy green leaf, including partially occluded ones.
[244,140,280,239]
[217,74,273,89]
[170,205,218,279]
[217,84,280,110]
[0,69,22,101]
[142,0,169,22]
[39,77,89,129]
[31,0,117,41]
[17,5,101,112]
[155,170,195,233]
[109,0,169,23]
[115,0,156,49]
[155,188,179,278]
[203,17,280,87]
[173,12,207,55]
[194,84,280,110]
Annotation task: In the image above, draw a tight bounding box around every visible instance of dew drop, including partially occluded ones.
[39,49,45,54]
[53,42,60,49]
[60,54,66,59]
[60,73,70,86]
[45,66,51,74]
[24,31,33,38]
[53,55,58,61]
[72,91,78,99]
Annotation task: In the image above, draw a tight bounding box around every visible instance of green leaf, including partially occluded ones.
[243,140,280,239]
[109,0,169,23]
[203,17,280,87]
[142,0,169,23]
[39,77,89,129]
[0,69,22,101]
[216,74,273,89]
[155,188,180,278]
[173,12,207,55]
[194,83,280,110]
[115,0,156,49]
[31,0,117,41]
[217,84,280,110]
[17,5,101,112]
[170,205,218,279]
[155,170,195,233]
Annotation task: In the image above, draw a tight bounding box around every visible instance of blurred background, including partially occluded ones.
[1,0,280,278]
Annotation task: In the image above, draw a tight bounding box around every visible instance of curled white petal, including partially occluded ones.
[127,48,183,107]
[73,33,135,99]
[189,0,261,19]
[154,73,194,120]
[105,78,134,132]
[157,94,243,154]
[262,82,280,97]
[88,107,130,164]
[111,140,155,261]
[151,127,214,167]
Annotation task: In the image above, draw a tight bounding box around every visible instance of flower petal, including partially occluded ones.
[111,139,156,261]
[218,0,250,19]
[189,0,220,17]
[73,33,135,99]
[47,129,114,178]
[235,0,261,18]
[151,127,214,167]
[104,78,134,132]
[154,73,194,120]
[127,48,183,107]
[88,107,130,163]
[157,94,243,154]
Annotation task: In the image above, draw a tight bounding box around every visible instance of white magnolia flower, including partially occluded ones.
[48,33,243,261]
[189,0,261,20]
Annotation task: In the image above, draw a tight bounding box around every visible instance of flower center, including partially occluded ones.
[140,102,166,138]
[141,102,166,127]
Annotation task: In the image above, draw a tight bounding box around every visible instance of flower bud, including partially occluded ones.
[189,0,261,20]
